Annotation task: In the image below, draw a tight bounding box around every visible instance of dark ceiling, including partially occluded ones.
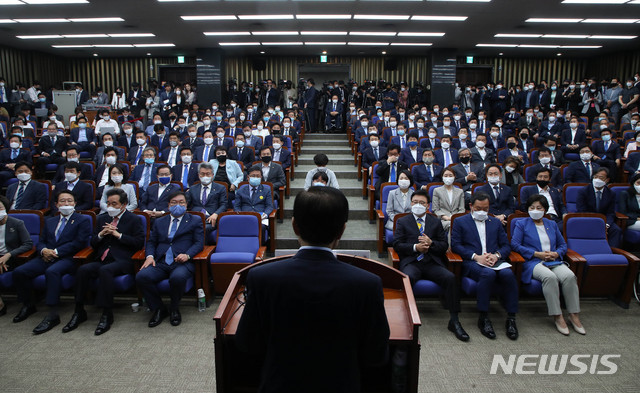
[1,0,639,58]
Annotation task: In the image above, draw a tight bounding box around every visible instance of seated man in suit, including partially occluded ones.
[139,164,181,219]
[374,144,408,200]
[486,125,505,152]
[127,130,149,166]
[228,133,255,168]
[130,147,160,192]
[452,148,485,194]
[53,161,94,212]
[7,162,48,210]
[181,124,204,151]
[95,132,126,167]
[236,186,389,391]
[451,192,519,340]
[399,132,423,165]
[394,190,468,341]
[435,135,458,167]
[361,133,385,174]
[11,190,92,334]
[0,135,32,186]
[624,147,640,176]
[475,164,516,225]
[242,124,263,152]
[521,167,567,227]
[412,148,443,190]
[257,147,286,197]
[172,147,199,189]
[576,167,622,248]
[117,122,136,152]
[542,137,564,167]
[69,116,97,156]
[469,133,495,167]
[160,132,182,168]
[560,116,586,156]
[149,124,170,152]
[136,191,204,327]
[36,123,68,177]
[498,135,528,165]
[63,188,145,335]
[453,127,475,151]
[592,128,621,181]
[565,145,600,183]
[52,146,93,184]
[234,166,274,228]
[213,126,233,150]
[270,134,292,170]
[325,94,344,131]
[186,162,227,235]
[526,146,562,187]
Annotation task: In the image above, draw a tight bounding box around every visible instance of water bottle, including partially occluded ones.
[197,288,206,312]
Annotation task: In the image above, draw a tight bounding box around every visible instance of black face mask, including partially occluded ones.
[520,134,529,139]
[459,156,471,164]
[261,155,272,163]
[169,116,176,120]
[216,155,227,163]
[537,180,549,189]
[507,142,517,149]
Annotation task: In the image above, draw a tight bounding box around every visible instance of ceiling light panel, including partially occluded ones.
[300,31,348,35]
[63,34,109,38]
[348,41,390,45]
[218,42,261,46]
[0,1,24,5]
[411,15,468,21]
[354,14,409,20]
[68,17,124,22]
[495,34,542,38]
[203,32,251,36]
[251,31,299,35]
[349,32,397,36]
[562,0,628,3]
[261,42,303,45]
[237,14,294,20]
[181,15,237,20]
[390,42,433,46]
[581,18,639,23]
[17,34,63,39]
[14,18,70,22]
[108,33,155,37]
[398,32,445,36]
[526,18,583,23]
[542,34,589,38]
[295,14,352,19]
[304,41,347,45]
[23,0,88,3]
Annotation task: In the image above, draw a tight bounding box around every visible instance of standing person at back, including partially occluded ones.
[236,187,389,393]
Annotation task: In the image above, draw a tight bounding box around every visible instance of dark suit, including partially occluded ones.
[53,180,94,211]
[618,189,640,228]
[181,135,204,151]
[52,162,93,184]
[36,134,68,174]
[234,184,274,218]
[229,146,255,168]
[271,148,291,170]
[12,212,91,306]
[399,147,423,165]
[476,183,515,218]
[172,162,199,189]
[0,148,32,185]
[452,162,485,192]
[576,185,622,248]
[150,134,170,152]
[7,180,48,210]
[135,213,204,311]
[160,146,182,167]
[394,213,460,311]
[520,185,566,225]
[469,147,495,166]
[74,210,145,308]
[451,213,518,313]
[362,146,385,169]
[375,160,409,199]
[69,127,97,155]
[130,163,160,190]
[127,144,148,165]
[194,144,216,162]
[565,160,600,183]
[497,149,528,165]
[235,248,389,393]
[95,146,126,167]
[0,216,34,262]
[324,101,344,130]
[412,163,443,189]
[259,162,286,192]
[560,128,587,151]
[624,153,640,174]
[435,148,458,167]
[526,164,562,187]
[139,183,181,212]
[186,182,227,217]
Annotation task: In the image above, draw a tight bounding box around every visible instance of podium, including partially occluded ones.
[213,253,422,393]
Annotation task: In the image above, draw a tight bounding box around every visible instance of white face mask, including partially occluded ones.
[107,206,122,217]
[58,205,75,216]
[272,143,282,150]
[0,210,6,221]
[443,121,451,127]
[105,156,117,165]
[454,115,461,120]
[200,176,212,185]
[111,174,123,183]
[411,204,427,216]
[505,166,515,173]
[17,173,31,182]
[181,155,192,164]
[528,210,544,221]
[256,125,264,131]
[471,210,488,222]
[124,128,133,135]
[469,123,477,130]
[490,131,499,138]
[154,120,162,125]
[548,116,556,122]
[441,142,450,149]
[475,141,485,148]
[593,178,606,189]
[539,156,551,165]
[443,176,454,185]
[64,173,77,182]
[9,142,20,149]
[430,117,438,123]
[634,185,640,194]
[188,131,197,138]
[204,137,214,145]
[389,121,397,127]
[370,140,379,148]
[580,152,592,161]
[136,138,146,146]
[398,179,411,190]
[459,133,467,140]
[487,175,500,185]
[103,140,114,147]
[216,132,225,139]
[428,132,437,139]
[478,115,485,121]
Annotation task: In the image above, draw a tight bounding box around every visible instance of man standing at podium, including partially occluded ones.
[236,187,390,393]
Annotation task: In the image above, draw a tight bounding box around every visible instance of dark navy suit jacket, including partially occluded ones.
[53,180,94,211]
[37,212,92,260]
[476,183,516,217]
[576,184,616,226]
[91,210,145,263]
[411,163,443,189]
[451,213,511,262]
[233,183,274,216]
[393,213,448,270]
[139,183,181,212]
[7,180,48,210]
[146,213,204,260]
[186,182,228,216]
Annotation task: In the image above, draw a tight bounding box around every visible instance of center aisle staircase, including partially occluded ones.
[276,133,380,255]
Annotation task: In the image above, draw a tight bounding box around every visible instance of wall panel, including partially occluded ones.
[456,57,586,86]
[586,52,640,81]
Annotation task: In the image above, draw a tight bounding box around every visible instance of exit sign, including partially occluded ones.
[177,56,185,64]
[320,55,328,63]
[466,56,474,64]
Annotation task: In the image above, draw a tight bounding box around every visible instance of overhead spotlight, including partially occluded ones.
[93,53,98,57]
[499,52,504,56]
[381,51,387,54]
[322,50,327,54]
[147,52,151,56]
[557,53,562,56]
[260,51,265,54]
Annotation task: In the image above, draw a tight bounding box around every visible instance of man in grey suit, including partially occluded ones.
[186,162,228,235]
[257,146,286,198]
[452,148,486,193]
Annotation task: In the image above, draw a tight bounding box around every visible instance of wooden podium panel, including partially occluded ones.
[213,253,422,393]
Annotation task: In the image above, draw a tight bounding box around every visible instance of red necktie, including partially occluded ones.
[100,216,119,261]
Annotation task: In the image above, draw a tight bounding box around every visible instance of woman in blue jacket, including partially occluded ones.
[511,194,585,336]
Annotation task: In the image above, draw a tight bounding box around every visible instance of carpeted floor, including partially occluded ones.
[0,296,638,393]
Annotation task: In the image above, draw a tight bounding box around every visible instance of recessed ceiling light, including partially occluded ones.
[0,0,24,4]
[24,0,88,3]
[526,18,583,23]
[348,41,390,45]
[300,31,348,35]
[295,14,352,20]
[322,51,327,54]
[146,52,151,56]
[63,34,109,38]
[562,0,628,3]
[543,34,589,38]
[350,32,396,36]
[354,14,409,20]
[398,32,445,37]
[203,32,251,36]
[181,15,237,21]
[238,14,294,20]
[93,44,133,48]
[390,42,433,46]
[108,33,155,37]
[0,19,16,23]
[219,42,261,46]
[476,43,518,47]
[589,35,637,39]
[411,15,468,21]
[69,17,124,22]
[518,44,560,48]
[17,34,63,39]
[52,45,92,48]
[381,51,387,54]
[14,18,70,23]
[93,53,98,56]
[261,41,303,45]
[260,51,265,54]
[557,53,562,56]
[252,31,299,36]
[560,45,602,48]
[498,52,504,56]
[304,41,347,45]
[495,34,542,38]
[582,18,639,23]
[133,43,175,47]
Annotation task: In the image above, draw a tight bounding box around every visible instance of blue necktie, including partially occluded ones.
[165,218,179,265]
[204,145,210,162]
[426,165,432,180]
[11,149,18,160]
[142,164,151,190]
[15,182,26,208]
[596,190,602,211]
[389,163,396,183]
[182,164,189,188]
[56,217,67,242]
[135,147,143,164]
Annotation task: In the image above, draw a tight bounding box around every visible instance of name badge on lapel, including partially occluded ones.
[9,228,16,233]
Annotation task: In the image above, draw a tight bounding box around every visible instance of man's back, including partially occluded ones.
[236,248,389,393]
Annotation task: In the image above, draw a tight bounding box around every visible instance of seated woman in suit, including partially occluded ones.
[623,130,640,158]
[511,194,585,336]
[385,170,414,231]
[618,173,640,233]
[99,163,138,214]
[431,167,465,233]
[501,156,525,196]
[0,195,34,316]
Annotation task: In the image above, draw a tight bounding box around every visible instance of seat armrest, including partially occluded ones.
[615,212,629,220]
[611,247,640,264]
[132,249,146,261]
[256,246,267,261]
[446,249,463,263]
[508,251,524,263]
[194,245,215,262]
[16,247,36,261]
[564,249,586,264]
[388,247,400,270]
[73,246,95,263]
[376,210,384,220]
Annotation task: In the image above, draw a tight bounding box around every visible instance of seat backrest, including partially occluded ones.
[563,183,587,213]
[564,215,611,255]
[8,211,43,246]
[519,184,537,207]
[134,211,151,246]
[608,183,628,211]
[380,183,399,220]
[216,213,261,255]
[508,215,529,240]
[427,183,443,212]
[371,162,379,186]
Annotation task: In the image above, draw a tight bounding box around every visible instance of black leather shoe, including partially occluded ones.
[506,318,519,340]
[448,320,470,342]
[13,305,36,323]
[148,307,168,328]
[170,309,182,326]
[94,314,113,336]
[0,304,6,317]
[477,317,496,339]
[62,311,87,333]
[33,316,60,335]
